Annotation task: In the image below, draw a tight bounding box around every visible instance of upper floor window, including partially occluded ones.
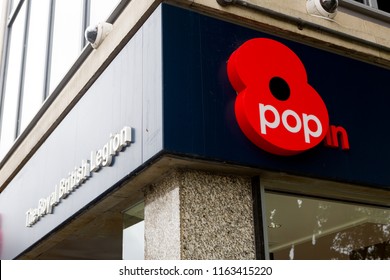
[353,0,390,13]
[342,0,390,18]
[377,1,390,14]
[0,0,120,160]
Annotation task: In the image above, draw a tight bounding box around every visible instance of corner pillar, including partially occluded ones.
[144,169,256,259]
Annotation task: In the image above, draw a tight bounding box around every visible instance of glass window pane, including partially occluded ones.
[0,1,27,159]
[265,192,390,260]
[123,202,144,260]
[20,0,51,131]
[8,0,21,17]
[89,0,120,25]
[377,0,390,13]
[49,0,83,94]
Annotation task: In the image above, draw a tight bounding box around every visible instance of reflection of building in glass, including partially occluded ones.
[266,193,390,259]
[0,0,389,260]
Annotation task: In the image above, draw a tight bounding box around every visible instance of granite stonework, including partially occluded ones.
[144,172,181,259]
[144,169,256,259]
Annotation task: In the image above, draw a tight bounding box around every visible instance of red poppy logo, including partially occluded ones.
[227,38,330,155]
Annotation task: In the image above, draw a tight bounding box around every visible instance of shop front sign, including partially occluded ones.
[25,126,133,227]
[227,38,349,155]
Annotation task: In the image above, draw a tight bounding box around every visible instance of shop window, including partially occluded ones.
[265,192,390,260]
[123,202,144,260]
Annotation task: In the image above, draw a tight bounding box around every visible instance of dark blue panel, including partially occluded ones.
[162,4,390,189]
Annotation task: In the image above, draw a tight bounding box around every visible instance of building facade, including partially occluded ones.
[0,0,389,260]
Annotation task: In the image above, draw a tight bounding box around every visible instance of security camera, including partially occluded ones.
[85,22,113,49]
[306,0,338,19]
[216,0,235,6]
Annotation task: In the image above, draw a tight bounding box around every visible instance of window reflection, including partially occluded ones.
[49,0,83,94]
[265,193,390,260]
[0,1,27,158]
[20,0,51,131]
[0,0,122,158]
[89,0,120,26]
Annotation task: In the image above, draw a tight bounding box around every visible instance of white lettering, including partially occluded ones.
[259,103,280,135]
[90,151,98,172]
[59,179,66,199]
[102,143,112,167]
[113,134,121,152]
[120,126,132,148]
[259,103,323,144]
[95,150,103,168]
[302,113,322,144]
[282,109,302,133]
[25,126,134,227]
